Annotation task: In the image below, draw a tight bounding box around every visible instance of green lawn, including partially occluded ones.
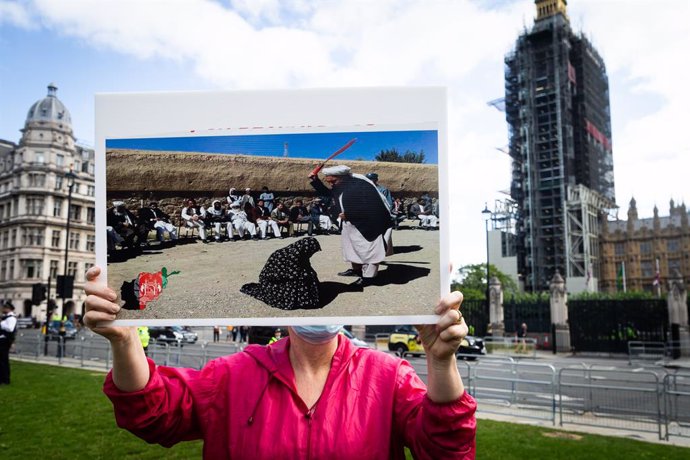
[2,360,689,459]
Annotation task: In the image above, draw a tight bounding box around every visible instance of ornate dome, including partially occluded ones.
[25,83,72,126]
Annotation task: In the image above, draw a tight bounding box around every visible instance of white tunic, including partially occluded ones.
[341,221,386,265]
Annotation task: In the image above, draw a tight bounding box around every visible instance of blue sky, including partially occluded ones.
[1,0,688,269]
[106,130,438,163]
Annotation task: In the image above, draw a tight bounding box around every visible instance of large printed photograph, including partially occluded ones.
[96,88,447,325]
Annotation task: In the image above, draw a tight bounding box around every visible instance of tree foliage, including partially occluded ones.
[374,148,426,163]
[451,263,519,300]
[569,290,657,301]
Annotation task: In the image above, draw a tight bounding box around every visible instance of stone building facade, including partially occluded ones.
[0,84,95,320]
[600,198,689,294]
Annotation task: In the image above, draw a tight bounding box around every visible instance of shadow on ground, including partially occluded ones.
[108,239,198,263]
[316,262,431,307]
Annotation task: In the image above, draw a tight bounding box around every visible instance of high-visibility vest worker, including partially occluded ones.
[268,328,282,344]
[137,326,150,349]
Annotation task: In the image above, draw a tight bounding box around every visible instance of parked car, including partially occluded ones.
[456,336,486,360]
[148,326,198,345]
[340,328,370,348]
[387,325,486,359]
[148,326,185,344]
[47,321,78,341]
[387,325,424,357]
[173,326,198,344]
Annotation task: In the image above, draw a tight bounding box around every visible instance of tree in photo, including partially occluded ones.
[374,148,426,164]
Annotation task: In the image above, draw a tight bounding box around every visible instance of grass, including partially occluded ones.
[2,360,689,459]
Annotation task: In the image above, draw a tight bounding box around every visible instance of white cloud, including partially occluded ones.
[0,0,34,28]
[3,0,688,271]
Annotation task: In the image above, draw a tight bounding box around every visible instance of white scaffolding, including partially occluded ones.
[564,184,616,288]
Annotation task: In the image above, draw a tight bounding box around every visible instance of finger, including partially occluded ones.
[85,295,121,315]
[439,321,468,343]
[85,265,101,281]
[434,291,463,315]
[437,308,462,332]
[84,280,117,301]
[83,310,119,327]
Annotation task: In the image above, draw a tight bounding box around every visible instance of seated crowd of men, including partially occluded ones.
[106,182,439,250]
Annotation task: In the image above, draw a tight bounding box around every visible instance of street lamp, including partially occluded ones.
[482,203,492,326]
[61,168,77,320]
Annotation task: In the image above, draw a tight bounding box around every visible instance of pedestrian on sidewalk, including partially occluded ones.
[83,266,477,459]
[0,302,17,385]
[213,326,220,343]
[515,322,528,354]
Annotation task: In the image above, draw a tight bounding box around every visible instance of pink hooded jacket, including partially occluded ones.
[104,335,476,459]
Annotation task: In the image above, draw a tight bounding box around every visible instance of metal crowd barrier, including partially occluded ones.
[482,336,538,358]
[558,366,663,439]
[13,331,690,442]
[468,357,556,424]
[628,341,667,365]
[664,372,690,440]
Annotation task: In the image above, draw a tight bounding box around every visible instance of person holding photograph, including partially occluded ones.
[181,199,208,243]
[309,165,393,287]
[83,266,476,459]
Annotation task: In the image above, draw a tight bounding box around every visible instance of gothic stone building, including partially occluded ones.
[600,198,689,294]
[0,84,95,320]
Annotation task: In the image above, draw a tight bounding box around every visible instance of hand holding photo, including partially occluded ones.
[95,87,448,326]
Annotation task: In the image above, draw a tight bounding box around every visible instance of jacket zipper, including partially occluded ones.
[305,406,314,459]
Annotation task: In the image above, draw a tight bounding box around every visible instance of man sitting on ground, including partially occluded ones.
[410,199,438,229]
[227,188,241,206]
[271,202,293,237]
[228,202,258,240]
[205,200,232,242]
[289,199,313,236]
[107,201,148,248]
[392,198,407,229]
[138,201,178,243]
[309,198,336,234]
[255,200,282,239]
[181,199,208,243]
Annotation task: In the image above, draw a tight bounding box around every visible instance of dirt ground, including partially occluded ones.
[107,221,440,323]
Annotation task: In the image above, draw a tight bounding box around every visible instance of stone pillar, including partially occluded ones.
[488,276,504,337]
[549,271,571,352]
[667,270,689,358]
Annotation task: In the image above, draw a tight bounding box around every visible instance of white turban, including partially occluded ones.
[322,165,351,176]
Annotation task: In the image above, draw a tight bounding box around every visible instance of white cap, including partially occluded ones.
[113,201,125,207]
[322,165,351,176]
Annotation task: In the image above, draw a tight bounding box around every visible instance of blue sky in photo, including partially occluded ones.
[106,130,438,164]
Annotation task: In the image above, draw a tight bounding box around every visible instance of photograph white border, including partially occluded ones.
[95,87,449,326]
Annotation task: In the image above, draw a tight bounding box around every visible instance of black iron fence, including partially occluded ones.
[461,299,488,337]
[568,298,668,353]
[503,296,551,334]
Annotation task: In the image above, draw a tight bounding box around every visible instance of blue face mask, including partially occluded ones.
[291,325,342,344]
